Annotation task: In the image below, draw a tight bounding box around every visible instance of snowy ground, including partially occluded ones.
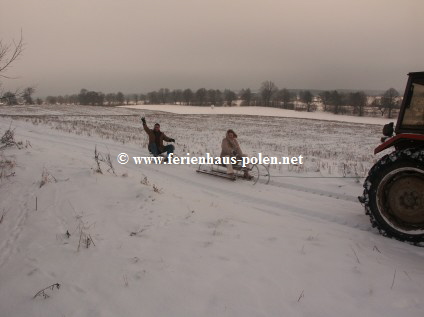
[122,104,394,125]
[0,105,423,317]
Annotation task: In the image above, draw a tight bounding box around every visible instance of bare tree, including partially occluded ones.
[147,91,159,104]
[0,32,24,103]
[319,91,331,112]
[78,89,105,106]
[125,95,130,105]
[104,93,113,105]
[171,89,183,104]
[278,88,293,109]
[116,92,125,105]
[56,95,65,105]
[349,91,367,116]
[260,80,278,107]
[299,90,314,112]
[139,93,146,104]
[381,88,400,118]
[46,96,57,104]
[2,91,18,105]
[22,86,35,104]
[158,88,170,104]
[132,94,139,105]
[214,89,223,106]
[183,89,193,105]
[195,88,207,105]
[240,88,252,106]
[207,89,218,106]
[0,32,24,80]
[224,89,237,106]
[329,90,344,114]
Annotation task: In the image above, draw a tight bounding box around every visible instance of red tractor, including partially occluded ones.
[359,72,424,244]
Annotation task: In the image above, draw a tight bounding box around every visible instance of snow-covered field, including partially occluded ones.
[123,104,394,125]
[0,104,423,317]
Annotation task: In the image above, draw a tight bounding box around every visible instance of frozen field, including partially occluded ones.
[0,104,423,317]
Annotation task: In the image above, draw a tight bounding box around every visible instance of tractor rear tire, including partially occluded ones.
[361,148,424,244]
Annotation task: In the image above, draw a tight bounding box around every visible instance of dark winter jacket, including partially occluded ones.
[143,123,172,152]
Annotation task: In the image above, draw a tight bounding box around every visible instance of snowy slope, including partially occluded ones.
[122,104,394,125]
[0,114,423,317]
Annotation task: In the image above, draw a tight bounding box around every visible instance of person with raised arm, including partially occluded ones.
[141,117,175,158]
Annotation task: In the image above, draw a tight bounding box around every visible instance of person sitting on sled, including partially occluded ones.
[141,117,175,158]
[220,129,251,179]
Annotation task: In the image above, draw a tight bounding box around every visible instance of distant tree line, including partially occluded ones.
[1,81,402,118]
[316,87,400,117]
[1,86,42,106]
[144,88,238,106]
[44,89,127,106]
[139,81,401,117]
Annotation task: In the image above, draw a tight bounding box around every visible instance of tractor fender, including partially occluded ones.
[374,133,424,154]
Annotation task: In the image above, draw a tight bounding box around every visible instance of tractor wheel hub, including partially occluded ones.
[386,173,424,225]
[399,191,420,209]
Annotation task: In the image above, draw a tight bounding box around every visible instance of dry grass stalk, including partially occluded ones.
[33,283,61,299]
[40,167,57,188]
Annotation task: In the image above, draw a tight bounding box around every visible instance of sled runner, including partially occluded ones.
[196,161,270,185]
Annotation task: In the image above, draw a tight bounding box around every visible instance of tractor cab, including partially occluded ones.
[376,72,424,154]
[396,72,424,134]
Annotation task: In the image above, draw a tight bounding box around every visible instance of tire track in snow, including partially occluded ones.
[267,179,359,203]
[0,183,35,268]
[156,170,371,232]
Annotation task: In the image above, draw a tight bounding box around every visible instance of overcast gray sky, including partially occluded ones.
[1,0,423,96]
